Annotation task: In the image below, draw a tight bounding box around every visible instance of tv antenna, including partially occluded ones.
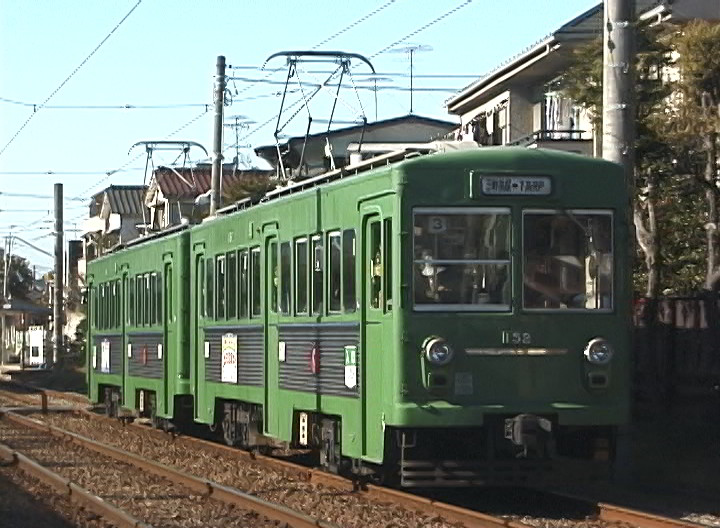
[389,44,433,114]
[224,114,256,171]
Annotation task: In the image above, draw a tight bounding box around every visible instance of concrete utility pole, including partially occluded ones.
[602,0,636,191]
[53,183,63,368]
[210,55,226,216]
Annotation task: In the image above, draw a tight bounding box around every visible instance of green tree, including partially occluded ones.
[1,255,35,301]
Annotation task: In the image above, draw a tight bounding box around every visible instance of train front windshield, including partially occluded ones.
[412,208,613,312]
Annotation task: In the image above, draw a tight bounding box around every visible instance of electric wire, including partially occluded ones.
[0,0,143,159]
[311,0,399,49]
[0,97,209,110]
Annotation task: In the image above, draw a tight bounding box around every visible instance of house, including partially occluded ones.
[0,298,51,366]
[254,114,457,179]
[81,185,147,262]
[445,0,719,157]
[144,164,274,230]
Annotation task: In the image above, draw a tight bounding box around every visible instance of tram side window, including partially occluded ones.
[239,250,248,318]
[205,257,214,319]
[295,238,308,315]
[110,282,116,328]
[370,221,382,309]
[311,235,324,315]
[251,247,261,317]
[280,242,291,315]
[227,251,237,319]
[98,284,104,329]
[165,267,172,324]
[328,231,342,313]
[129,277,135,325]
[150,273,157,326]
[384,220,392,310]
[136,276,144,326]
[92,287,98,329]
[269,241,278,313]
[343,229,356,313]
[198,258,206,319]
[145,274,152,326]
[216,255,226,320]
[155,272,162,325]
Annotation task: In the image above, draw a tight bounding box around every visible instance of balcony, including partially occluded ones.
[508,129,593,156]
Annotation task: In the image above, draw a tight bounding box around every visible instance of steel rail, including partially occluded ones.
[1,410,337,528]
[599,503,706,528]
[0,442,153,528]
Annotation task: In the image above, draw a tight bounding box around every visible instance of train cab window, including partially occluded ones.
[295,238,308,315]
[413,208,511,311]
[128,277,135,325]
[165,267,172,324]
[92,286,98,329]
[205,258,214,319]
[150,273,158,325]
[239,250,249,318]
[110,282,116,328]
[251,247,261,317]
[523,210,613,311]
[329,231,342,313]
[311,235,324,315]
[227,251,237,319]
[343,229,356,313]
[216,255,226,319]
[280,242,291,315]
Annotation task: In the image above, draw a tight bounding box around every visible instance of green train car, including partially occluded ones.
[86,226,191,426]
[88,146,631,486]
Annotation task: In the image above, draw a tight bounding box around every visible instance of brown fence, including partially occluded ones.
[634,294,720,405]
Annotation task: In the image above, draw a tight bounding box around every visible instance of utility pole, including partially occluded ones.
[210,55,226,216]
[53,182,63,368]
[602,0,635,485]
[602,0,636,191]
[0,235,10,371]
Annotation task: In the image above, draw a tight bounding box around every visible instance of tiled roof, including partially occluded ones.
[153,166,273,200]
[90,185,146,217]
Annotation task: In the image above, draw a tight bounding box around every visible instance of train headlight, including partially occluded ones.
[423,337,454,366]
[584,338,613,365]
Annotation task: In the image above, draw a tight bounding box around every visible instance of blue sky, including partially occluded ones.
[0,0,598,270]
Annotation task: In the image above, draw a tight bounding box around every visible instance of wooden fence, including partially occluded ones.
[634,294,720,405]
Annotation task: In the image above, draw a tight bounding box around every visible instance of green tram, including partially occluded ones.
[87,146,631,486]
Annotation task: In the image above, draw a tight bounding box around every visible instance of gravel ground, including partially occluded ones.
[0,420,284,528]
[36,412,465,528]
[0,467,114,528]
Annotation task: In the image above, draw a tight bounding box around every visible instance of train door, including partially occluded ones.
[163,259,173,414]
[264,234,279,437]
[361,208,392,460]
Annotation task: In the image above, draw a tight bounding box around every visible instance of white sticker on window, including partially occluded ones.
[278,341,286,362]
[157,344,163,360]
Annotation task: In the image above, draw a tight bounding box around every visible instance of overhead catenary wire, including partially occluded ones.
[0,97,210,110]
[224,1,475,155]
[0,0,143,159]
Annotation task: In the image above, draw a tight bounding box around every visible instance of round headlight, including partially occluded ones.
[584,337,614,365]
[424,337,454,366]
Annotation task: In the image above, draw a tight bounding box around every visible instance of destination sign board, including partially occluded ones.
[481,175,551,196]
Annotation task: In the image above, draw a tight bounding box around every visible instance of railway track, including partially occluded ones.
[0,383,713,528]
[0,409,336,528]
